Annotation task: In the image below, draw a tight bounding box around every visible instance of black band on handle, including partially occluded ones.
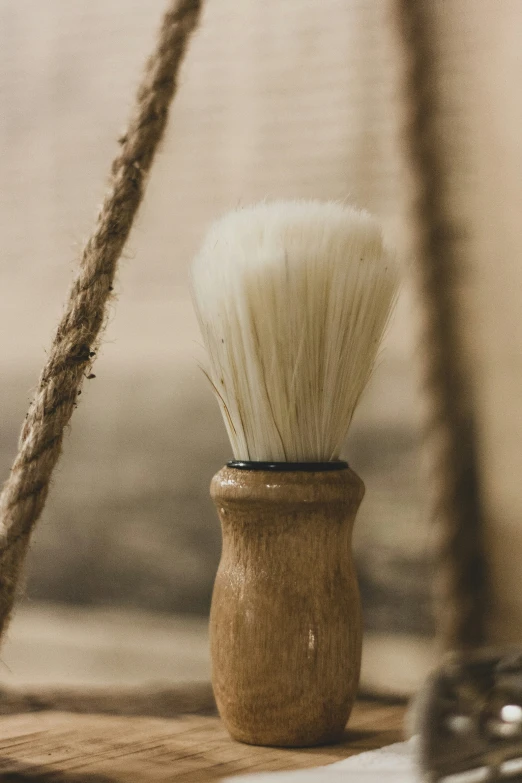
[227,460,349,472]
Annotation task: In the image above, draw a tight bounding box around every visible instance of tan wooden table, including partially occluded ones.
[0,684,406,781]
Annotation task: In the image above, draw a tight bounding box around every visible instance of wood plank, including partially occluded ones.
[0,697,405,781]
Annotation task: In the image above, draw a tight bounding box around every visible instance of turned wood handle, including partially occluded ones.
[209,465,365,747]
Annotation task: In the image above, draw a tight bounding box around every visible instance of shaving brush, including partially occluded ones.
[191,200,399,747]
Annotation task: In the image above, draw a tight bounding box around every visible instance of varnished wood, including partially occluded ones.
[210,466,365,747]
[0,694,406,781]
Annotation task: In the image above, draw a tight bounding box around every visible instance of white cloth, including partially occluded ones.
[223,738,419,782]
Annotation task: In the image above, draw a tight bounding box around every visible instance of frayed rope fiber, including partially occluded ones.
[0,0,202,639]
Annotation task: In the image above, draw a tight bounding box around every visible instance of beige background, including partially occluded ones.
[0,0,520,689]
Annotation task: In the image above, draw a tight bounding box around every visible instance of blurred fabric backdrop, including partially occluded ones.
[1,0,521,694]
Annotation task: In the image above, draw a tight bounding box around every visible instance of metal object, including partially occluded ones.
[415,649,522,781]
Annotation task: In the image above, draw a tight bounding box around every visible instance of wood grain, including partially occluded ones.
[0,696,406,781]
[210,466,365,747]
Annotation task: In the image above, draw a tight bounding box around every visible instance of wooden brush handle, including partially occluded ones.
[209,465,365,747]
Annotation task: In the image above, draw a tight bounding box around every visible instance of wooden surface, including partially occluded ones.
[210,466,364,746]
[0,687,405,782]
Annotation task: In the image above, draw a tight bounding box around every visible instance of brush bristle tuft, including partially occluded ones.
[191,200,399,462]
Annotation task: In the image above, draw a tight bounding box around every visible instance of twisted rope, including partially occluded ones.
[394,0,489,650]
[0,0,202,638]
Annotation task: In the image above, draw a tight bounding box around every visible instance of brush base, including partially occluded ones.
[227,460,349,471]
[209,464,365,747]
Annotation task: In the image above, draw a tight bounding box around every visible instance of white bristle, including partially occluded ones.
[190,200,399,462]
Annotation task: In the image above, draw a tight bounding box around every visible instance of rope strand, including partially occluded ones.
[0,0,202,638]
[394,0,489,650]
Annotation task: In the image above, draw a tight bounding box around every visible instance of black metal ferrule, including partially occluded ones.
[227,460,349,472]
